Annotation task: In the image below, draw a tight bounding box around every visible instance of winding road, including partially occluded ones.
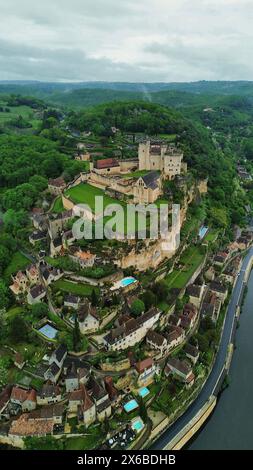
[151,247,253,449]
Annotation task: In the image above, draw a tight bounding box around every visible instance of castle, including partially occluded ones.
[138,141,186,179]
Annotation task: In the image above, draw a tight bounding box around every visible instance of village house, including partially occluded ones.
[91,158,121,175]
[37,383,62,406]
[69,248,96,268]
[165,324,185,351]
[200,289,222,323]
[44,362,61,384]
[64,294,80,310]
[28,403,65,424]
[204,266,216,281]
[87,377,112,422]
[26,265,40,285]
[104,376,118,402]
[78,390,96,428]
[221,256,242,285]
[48,210,73,239]
[65,362,79,393]
[78,301,100,334]
[134,357,160,386]
[49,344,68,369]
[209,281,228,304]
[29,229,48,246]
[40,263,63,286]
[50,236,63,257]
[179,303,198,330]
[9,413,55,437]
[48,177,66,195]
[186,284,205,308]
[10,271,29,296]
[165,357,195,387]
[104,307,161,351]
[213,251,230,267]
[32,213,47,231]
[146,330,168,357]
[10,387,37,412]
[184,343,200,364]
[27,284,46,305]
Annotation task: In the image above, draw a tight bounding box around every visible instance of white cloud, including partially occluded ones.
[0,0,252,81]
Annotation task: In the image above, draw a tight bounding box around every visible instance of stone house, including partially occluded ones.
[10,387,37,412]
[37,383,62,406]
[48,177,66,195]
[135,357,160,386]
[27,284,46,305]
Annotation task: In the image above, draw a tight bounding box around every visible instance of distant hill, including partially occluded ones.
[1,80,253,110]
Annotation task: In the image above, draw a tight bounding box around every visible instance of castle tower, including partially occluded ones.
[138,141,151,170]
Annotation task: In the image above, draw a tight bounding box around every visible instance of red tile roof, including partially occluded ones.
[95,158,119,169]
[135,357,154,374]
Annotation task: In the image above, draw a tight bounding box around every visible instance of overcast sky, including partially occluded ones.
[0,0,252,82]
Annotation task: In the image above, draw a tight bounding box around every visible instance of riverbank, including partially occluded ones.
[150,247,253,450]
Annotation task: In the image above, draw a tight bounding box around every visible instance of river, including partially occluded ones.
[189,269,253,450]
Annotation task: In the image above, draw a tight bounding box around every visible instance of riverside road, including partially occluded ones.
[151,246,253,450]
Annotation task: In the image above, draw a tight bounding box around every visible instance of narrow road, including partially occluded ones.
[151,247,253,449]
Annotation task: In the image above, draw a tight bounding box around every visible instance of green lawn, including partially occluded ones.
[4,251,31,277]
[65,182,149,236]
[205,229,219,243]
[122,170,150,179]
[51,196,64,213]
[164,245,206,289]
[65,425,103,450]
[65,183,121,211]
[52,279,99,297]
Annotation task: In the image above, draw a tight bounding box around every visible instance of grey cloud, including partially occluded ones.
[0,0,253,81]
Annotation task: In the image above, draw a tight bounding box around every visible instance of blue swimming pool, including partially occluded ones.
[38,323,58,340]
[199,225,208,240]
[132,418,144,433]
[124,399,138,413]
[138,387,150,398]
[121,277,137,287]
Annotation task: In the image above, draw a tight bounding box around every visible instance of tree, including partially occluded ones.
[73,316,81,352]
[0,280,10,310]
[3,209,28,236]
[29,175,48,192]
[130,299,145,317]
[31,303,48,320]
[91,289,99,307]
[138,397,148,422]
[140,291,156,309]
[153,280,169,300]
[9,316,28,343]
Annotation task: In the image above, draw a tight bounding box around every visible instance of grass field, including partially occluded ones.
[164,245,206,289]
[65,425,103,450]
[65,183,122,211]
[52,279,99,297]
[4,251,31,277]
[65,182,149,235]
[0,104,39,128]
[51,196,64,213]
